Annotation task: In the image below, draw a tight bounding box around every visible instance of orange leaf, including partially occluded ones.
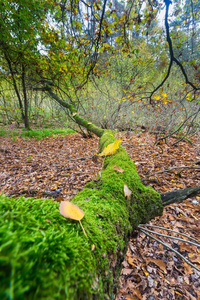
[59,201,84,221]
[146,258,166,272]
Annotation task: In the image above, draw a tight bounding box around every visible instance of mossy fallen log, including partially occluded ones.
[0,131,163,300]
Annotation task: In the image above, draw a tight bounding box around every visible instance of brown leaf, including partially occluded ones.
[122,268,133,275]
[113,165,124,173]
[127,257,136,268]
[184,261,193,275]
[146,258,166,272]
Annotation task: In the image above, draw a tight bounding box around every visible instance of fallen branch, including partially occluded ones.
[139,225,200,247]
[161,186,200,206]
[139,224,200,244]
[68,155,94,161]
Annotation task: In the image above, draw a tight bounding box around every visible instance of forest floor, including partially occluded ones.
[0,130,200,299]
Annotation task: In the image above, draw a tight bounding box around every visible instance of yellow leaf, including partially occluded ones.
[98,139,122,157]
[59,201,87,237]
[162,93,168,98]
[124,184,132,199]
[154,95,160,100]
[175,291,182,296]
[59,201,84,221]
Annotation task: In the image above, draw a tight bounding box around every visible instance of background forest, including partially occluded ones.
[0,0,199,135]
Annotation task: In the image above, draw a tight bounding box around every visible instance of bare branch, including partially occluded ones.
[150,0,199,99]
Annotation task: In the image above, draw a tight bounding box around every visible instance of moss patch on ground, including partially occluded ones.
[0,131,163,299]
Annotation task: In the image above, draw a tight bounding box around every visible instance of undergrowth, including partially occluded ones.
[0,128,75,139]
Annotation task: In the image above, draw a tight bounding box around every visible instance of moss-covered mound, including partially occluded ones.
[0,131,163,300]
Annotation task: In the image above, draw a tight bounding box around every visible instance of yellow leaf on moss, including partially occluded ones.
[59,201,84,220]
[59,201,87,237]
[98,139,122,157]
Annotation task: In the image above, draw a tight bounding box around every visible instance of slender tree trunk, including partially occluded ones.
[4,53,30,130]
[21,64,30,130]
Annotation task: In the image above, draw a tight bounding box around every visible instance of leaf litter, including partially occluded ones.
[0,131,199,299]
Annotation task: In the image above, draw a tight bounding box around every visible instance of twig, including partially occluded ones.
[138,225,200,247]
[139,228,200,273]
[147,165,200,177]
[68,155,94,161]
[122,143,148,147]
[139,224,200,244]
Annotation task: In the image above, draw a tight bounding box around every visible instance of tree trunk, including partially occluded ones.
[21,64,30,130]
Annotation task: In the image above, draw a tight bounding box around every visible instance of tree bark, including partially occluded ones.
[161,186,200,206]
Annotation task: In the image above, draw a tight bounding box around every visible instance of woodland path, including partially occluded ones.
[0,131,199,299]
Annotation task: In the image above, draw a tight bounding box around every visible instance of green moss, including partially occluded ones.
[0,195,102,300]
[0,130,163,300]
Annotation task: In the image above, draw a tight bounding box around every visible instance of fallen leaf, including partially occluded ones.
[124,184,132,199]
[113,165,124,173]
[122,268,133,275]
[98,139,122,157]
[59,201,87,237]
[188,254,200,264]
[184,261,193,275]
[127,256,136,268]
[146,258,166,272]
[55,196,65,202]
[59,201,84,220]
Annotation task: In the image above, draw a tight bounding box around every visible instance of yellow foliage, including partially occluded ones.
[162,93,168,98]
[98,139,122,157]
